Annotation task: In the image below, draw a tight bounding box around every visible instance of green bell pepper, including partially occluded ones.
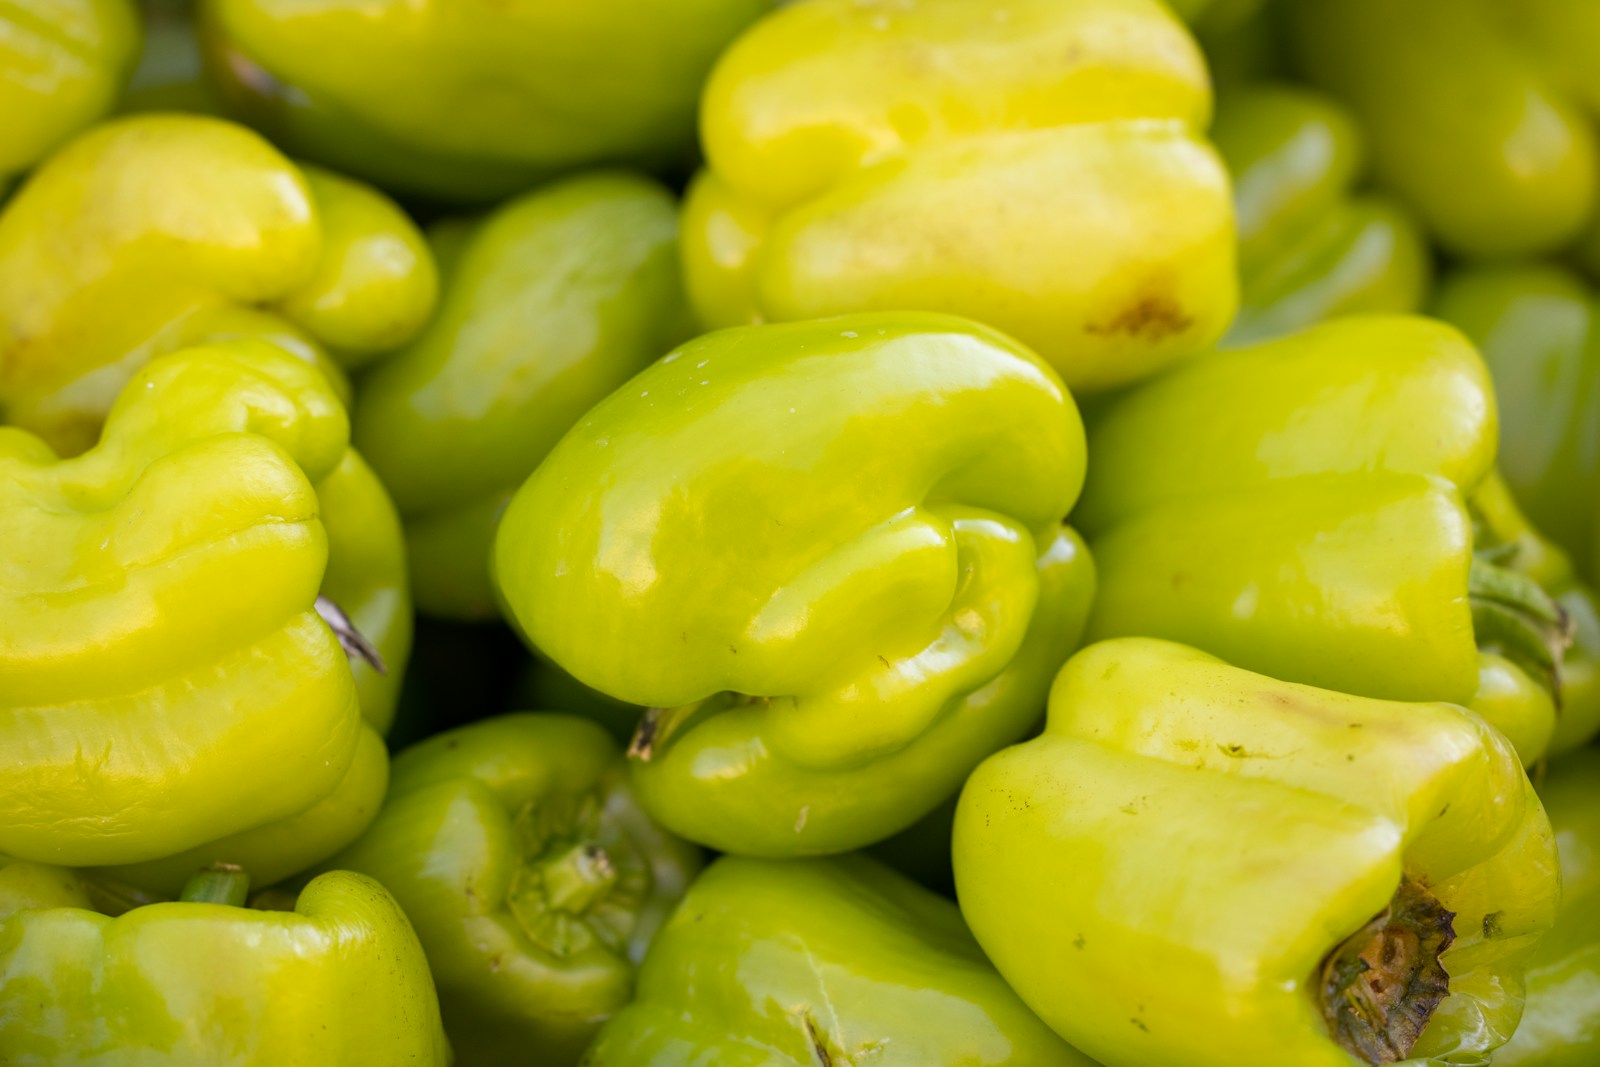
[0,340,397,878]
[1431,264,1600,584]
[324,713,699,1066]
[1284,0,1598,259]
[681,0,1236,393]
[1212,83,1430,346]
[1079,315,1580,761]
[354,172,690,620]
[0,864,449,1065]
[0,0,139,187]
[495,313,1095,856]
[955,637,1560,1067]
[1497,747,1600,1066]
[0,112,437,456]
[197,0,769,201]
[581,853,1097,1066]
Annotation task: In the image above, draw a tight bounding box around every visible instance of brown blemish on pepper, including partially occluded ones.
[1086,292,1194,340]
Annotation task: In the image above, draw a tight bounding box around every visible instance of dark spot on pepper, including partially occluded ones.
[1073,934,1086,950]
[1086,293,1194,340]
[1483,912,1504,939]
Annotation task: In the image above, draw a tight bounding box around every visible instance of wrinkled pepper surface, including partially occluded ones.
[1212,83,1429,346]
[495,314,1096,855]
[1285,0,1599,259]
[0,341,399,880]
[355,172,690,619]
[1079,315,1590,760]
[0,864,450,1065]
[324,713,701,1066]
[581,854,1095,1066]
[198,0,769,201]
[1432,264,1600,584]
[0,112,437,455]
[0,0,138,187]
[681,0,1236,392]
[956,638,1560,1067]
[1497,747,1600,1066]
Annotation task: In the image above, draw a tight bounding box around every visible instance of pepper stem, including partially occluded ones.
[539,844,617,915]
[1319,875,1456,1064]
[315,595,386,674]
[1470,557,1572,704]
[179,864,250,907]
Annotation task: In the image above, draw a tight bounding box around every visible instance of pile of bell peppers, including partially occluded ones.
[2,1,1599,1064]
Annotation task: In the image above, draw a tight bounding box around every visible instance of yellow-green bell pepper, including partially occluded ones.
[0,864,450,1065]
[581,854,1097,1066]
[1284,0,1599,260]
[1079,315,1578,760]
[0,0,140,188]
[324,713,701,1067]
[0,112,437,455]
[681,0,1237,393]
[955,637,1560,1067]
[0,341,397,875]
[1212,83,1430,346]
[1497,747,1600,1066]
[196,0,770,201]
[495,313,1095,856]
[355,172,691,619]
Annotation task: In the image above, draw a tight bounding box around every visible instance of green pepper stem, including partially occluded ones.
[539,844,617,915]
[1470,557,1573,703]
[179,864,250,907]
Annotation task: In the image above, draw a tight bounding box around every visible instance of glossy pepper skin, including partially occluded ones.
[0,0,139,187]
[1497,748,1600,1066]
[1079,315,1578,754]
[0,112,437,456]
[681,0,1236,393]
[1284,0,1599,260]
[1212,84,1430,346]
[0,868,450,1065]
[495,313,1095,856]
[355,173,691,620]
[581,854,1096,1066]
[325,714,700,1067]
[1432,265,1600,584]
[0,341,396,873]
[956,638,1560,1067]
[197,0,770,202]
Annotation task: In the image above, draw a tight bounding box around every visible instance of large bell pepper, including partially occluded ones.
[0,0,139,188]
[196,0,769,201]
[0,112,437,456]
[0,864,450,1065]
[324,713,700,1066]
[1212,83,1430,346]
[581,854,1096,1066]
[1431,264,1600,584]
[495,313,1096,855]
[1284,0,1598,260]
[354,172,690,619]
[1497,747,1600,1066]
[1078,315,1585,760]
[0,340,397,879]
[680,0,1236,393]
[955,637,1560,1067]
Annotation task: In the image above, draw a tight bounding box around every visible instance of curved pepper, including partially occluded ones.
[495,313,1095,855]
[197,0,769,201]
[325,713,700,1066]
[0,112,437,455]
[0,340,398,870]
[1212,83,1430,346]
[0,0,139,186]
[1431,264,1600,583]
[581,853,1095,1066]
[1497,747,1600,1066]
[1284,0,1598,259]
[681,0,1236,393]
[1080,315,1577,753]
[0,866,449,1065]
[955,638,1560,1067]
[355,172,690,619]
